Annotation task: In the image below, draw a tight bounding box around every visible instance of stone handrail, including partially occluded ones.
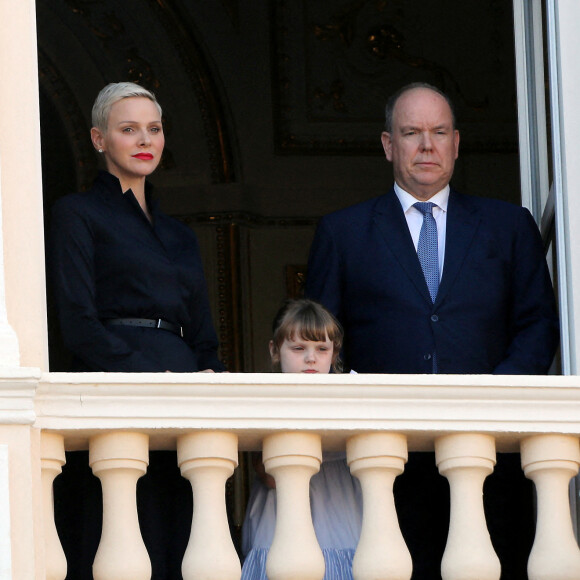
[34,372,580,448]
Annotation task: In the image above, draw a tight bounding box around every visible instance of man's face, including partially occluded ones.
[381,88,460,201]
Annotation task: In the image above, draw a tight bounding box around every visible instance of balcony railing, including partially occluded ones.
[3,370,580,579]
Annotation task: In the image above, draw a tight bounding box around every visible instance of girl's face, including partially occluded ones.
[272,335,334,374]
[91,96,164,188]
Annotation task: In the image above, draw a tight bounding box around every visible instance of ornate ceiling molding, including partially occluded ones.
[271,0,518,155]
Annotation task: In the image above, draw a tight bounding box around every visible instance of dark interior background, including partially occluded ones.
[37,0,520,372]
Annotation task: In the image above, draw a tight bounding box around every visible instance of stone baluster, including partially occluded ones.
[521,434,580,580]
[40,432,67,580]
[177,431,240,580]
[435,433,500,580]
[89,431,150,580]
[346,432,411,580]
[263,432,324,580]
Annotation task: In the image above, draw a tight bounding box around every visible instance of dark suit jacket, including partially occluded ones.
[306,187,559,374]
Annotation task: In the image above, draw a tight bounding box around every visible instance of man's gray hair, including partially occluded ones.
[384,82,456,133]
[92,82,162,132]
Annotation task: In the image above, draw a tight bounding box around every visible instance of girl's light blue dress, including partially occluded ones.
[241,452,363,580]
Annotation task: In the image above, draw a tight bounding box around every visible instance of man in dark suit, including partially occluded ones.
[306,82,559,375]
[305,83,559,578]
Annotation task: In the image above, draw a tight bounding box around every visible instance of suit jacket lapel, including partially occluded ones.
[435,189,481,306]
[372,189,433,304]
[99,177,169,259]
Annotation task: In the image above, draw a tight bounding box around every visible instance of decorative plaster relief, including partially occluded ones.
[272,0,518,154]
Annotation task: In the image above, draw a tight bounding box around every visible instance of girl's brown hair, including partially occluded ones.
[270,299,343,373]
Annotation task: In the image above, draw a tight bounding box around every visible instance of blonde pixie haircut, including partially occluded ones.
[270,299,343,373]
[91,82,162,132]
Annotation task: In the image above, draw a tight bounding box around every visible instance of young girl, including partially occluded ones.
[241,299,362,580]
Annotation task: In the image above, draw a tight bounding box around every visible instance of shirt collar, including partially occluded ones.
[394,182,450,213]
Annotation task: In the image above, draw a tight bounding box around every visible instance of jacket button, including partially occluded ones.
[431,314,439,322]
[424,353,432,360]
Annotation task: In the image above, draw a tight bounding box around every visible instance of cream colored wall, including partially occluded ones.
[0,444,11,577]
[0,424,44,579]
[0,0,51,575]
[0,0,48,371]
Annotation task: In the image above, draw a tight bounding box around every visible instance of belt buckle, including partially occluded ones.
[156,318,184,338]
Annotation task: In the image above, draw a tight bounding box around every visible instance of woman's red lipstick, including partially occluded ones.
[133,153,154,160]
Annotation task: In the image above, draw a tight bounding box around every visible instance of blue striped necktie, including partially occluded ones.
[414,201,439,373]
[414,202,439,303]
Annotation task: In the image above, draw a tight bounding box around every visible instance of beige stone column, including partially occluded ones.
[0,0,48,370]
[435,433,500,580]
[0,160,20,368]
[263,432,324,580]
[346,432,411,580]
[0,423,43,579]
[0,443,12,578]
[40,432,67,580]
[521,434,580,580]
[177,431,240,580]
[89,431,150,580]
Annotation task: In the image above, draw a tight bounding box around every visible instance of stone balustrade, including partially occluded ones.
[3,371,580,578]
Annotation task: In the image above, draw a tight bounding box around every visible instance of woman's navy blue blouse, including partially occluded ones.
[50,171,222,372]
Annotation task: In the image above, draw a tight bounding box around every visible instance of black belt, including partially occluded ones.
[104,318,183,338]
